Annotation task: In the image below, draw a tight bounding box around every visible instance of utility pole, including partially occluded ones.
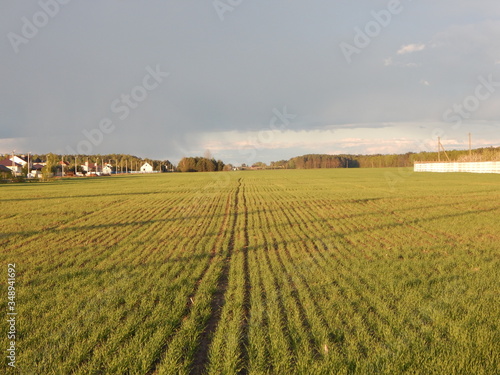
[27,152,30,178]
[438,138,451,162]
[438,137,441,162]
[469,133,472,158]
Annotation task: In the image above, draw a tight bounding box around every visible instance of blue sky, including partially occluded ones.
[1,0,499,164]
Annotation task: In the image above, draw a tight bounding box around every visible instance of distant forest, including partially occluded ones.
[177,157,229,172]
[266,147,500,169]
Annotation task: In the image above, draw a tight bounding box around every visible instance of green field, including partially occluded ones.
[1,169,499,374]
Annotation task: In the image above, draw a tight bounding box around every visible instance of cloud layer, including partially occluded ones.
[0,1,499,163]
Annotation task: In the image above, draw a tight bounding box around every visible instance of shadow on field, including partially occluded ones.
[0,208,277,240]
[0,190,168,203]
[12,204,491,251]
[0,174,169,191]
[29,252,215,281]
[3,194,496,243]
[243,205,499,253]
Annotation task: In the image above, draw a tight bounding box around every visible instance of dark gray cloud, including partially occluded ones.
[1,1,499,163]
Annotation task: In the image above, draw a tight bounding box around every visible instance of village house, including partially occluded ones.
[140,162,154,173]
[0,159,23,175]
[0,155,48,178]
[57,160,70,176]
[81,161,100,175]
[30,164,44,178]
[102,163,113,175]
[79,161,114,175]
[32,158,46,166]
[0,165,13,176]
[10,155,28,166]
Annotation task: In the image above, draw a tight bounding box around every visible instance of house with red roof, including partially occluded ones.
[0,159,22,175]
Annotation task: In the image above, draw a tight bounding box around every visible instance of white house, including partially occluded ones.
[29,164,44,178]
[140,162,154,173]
[10,155,28,166]
[81,161,100,174]
[102,164,113,175]
[0,159,23,175]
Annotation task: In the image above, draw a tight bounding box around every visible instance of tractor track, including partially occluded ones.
[191,178,243,375]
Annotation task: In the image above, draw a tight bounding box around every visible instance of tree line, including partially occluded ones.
[263,147,500,169]
[177,157,230,172]
[2,147,499,181]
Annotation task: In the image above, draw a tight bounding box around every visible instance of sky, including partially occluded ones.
[1,0,500,165]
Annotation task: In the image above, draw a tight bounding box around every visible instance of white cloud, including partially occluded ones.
[193,124,432,159]
[0,138,28,153]
[397,43,426,55]
[197,129,338,152]
[420,79,430,86]
[384,58,421,68]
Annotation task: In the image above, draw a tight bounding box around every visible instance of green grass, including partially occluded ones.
[1,169,499,374]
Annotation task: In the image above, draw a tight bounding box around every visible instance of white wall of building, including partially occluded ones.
[414,161,500,174]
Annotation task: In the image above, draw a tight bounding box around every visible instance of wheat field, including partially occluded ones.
[1,169,498,374]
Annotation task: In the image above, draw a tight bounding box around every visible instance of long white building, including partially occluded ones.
[414,161,500,174]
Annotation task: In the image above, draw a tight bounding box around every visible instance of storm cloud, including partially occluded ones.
[1,0,499,163]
